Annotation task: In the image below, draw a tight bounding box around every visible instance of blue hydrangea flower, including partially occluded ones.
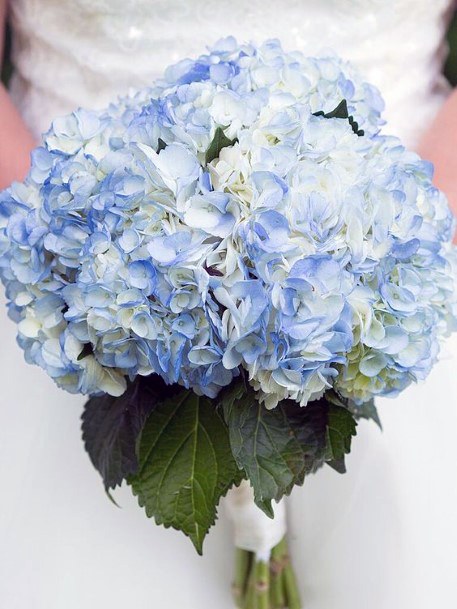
[0,38,456,407]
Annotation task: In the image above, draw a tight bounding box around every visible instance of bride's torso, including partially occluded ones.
[8,0,454,146]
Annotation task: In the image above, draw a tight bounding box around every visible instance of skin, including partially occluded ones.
[418,88,457,221]
[0,0,36,191]
[0,0,456,224]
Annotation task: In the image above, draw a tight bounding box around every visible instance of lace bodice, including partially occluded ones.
[8,0,454,147]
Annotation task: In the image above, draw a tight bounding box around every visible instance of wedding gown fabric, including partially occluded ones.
[1,1,457,608]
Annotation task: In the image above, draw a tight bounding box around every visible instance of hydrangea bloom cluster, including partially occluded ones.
[1,38,456,408]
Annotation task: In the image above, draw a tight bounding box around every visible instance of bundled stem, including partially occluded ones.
[233,548,252,604]
[232,536,302,609]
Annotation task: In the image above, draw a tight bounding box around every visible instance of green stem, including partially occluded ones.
[234,536,302,609]
[244,560,258,609]
[271,536,302,609]
[274,537,288,559]
[233,548,252,608]
[282,542,301,609]
[269,572,285,609]
[254,560,270,609]
[270,541,286,609]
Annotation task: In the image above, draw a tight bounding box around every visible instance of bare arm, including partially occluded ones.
[0,0,36,190]
[418,88,457,220]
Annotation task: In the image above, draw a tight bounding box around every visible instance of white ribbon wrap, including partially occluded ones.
[225,480,287,562]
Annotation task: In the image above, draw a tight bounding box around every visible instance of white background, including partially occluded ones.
[1,290,457,609]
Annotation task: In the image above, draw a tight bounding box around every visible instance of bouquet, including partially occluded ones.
[1,37,456,608]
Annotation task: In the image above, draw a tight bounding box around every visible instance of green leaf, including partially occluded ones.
[327,390,382,430]
[81,374,171,490]
[313,99,364,136]
[314,99,349,120]
[221,382,357,517]
[327,458,347,474]
[157,137,167,153]
[221,383,304,518]
[129,389,240,554]
[325,405,357,462]
[348,399,382,430]
[205,126,238,164]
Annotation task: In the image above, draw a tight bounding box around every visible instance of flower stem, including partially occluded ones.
[270,541,286,608]
[283,562,301,609]
[269,573,286,609]
[254,560,270,609]
[233,536,301,608]
[233,548,252,608]
[280,540,301,609]
[244,559,259,609]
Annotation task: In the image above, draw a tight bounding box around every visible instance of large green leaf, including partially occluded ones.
[222,384,305,517]
[221,382,357,517]
[81,374,172,490]
[129,389,240,554]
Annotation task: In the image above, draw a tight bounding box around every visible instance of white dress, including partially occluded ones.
[1,1,457,608]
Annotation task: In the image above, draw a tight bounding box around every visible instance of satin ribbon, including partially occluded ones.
[225,480,287,562]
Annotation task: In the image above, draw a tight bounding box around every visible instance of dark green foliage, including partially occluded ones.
[82,375,174,490]
[156,137,167,153]
[129,389,240,553]
[83,374,361,552]
[313,99,365,136]
[221,381,357,517]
